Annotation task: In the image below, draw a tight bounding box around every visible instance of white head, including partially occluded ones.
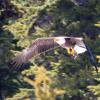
[74,45,87,54]
[54,37,66,45]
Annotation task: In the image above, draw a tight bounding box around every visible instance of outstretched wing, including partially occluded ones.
[11,38,59,68]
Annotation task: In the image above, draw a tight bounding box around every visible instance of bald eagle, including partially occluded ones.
[11,37,87,67]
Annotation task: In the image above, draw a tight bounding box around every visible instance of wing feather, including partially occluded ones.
[12,38,59,68]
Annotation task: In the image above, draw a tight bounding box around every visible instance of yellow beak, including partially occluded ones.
[67,48,75,56]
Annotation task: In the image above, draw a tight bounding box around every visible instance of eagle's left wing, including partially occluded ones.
[85,43,98,73]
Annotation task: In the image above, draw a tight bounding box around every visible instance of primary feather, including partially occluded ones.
[12,38,59,67]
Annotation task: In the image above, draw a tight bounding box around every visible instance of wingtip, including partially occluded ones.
[94,65,98,73]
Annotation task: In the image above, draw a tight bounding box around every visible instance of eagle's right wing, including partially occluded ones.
[11,38,60,68]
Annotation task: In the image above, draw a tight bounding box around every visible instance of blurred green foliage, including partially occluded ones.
[0,0,100,100]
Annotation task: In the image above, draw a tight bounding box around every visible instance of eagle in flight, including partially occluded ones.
[11,36,98,72]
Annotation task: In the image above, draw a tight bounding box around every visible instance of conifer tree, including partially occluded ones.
[0,0,99,100]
